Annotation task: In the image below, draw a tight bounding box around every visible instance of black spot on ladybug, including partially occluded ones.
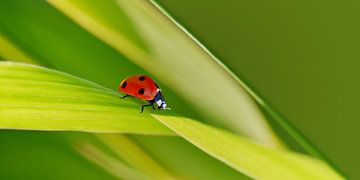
[138,88,145,95]
[155,83,159,88]
[139,76,145,81]
[121,81,127,89]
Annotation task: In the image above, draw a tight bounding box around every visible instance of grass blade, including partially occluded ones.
[0,62,173,135]
[153,114,343,180]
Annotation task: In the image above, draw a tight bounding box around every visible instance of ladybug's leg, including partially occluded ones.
[141,104,153,113]
[141,100,155,113]
[121,94,129,99]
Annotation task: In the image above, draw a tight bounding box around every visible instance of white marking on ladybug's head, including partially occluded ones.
[156,100,171,110]
[156,100,163,107]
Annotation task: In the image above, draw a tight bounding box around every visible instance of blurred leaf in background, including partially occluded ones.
[0,131,116,180]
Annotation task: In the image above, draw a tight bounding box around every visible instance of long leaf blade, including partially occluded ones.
[0,62,173,135]
[153,114,343,180]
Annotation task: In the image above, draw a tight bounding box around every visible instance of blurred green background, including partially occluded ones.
[155,0,359,178]
[0,0,358,179]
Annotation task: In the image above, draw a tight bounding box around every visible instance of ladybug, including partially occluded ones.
[119,75,170,113]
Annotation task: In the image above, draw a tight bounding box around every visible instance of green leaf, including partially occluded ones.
[0,62,173,135]
[153,114,343,180]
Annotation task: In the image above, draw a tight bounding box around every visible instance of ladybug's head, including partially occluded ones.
[154,91,171,111]
[158,101,170,110]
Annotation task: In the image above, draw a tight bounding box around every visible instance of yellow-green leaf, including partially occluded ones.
[0,62,173,135]
[154,114,343,180]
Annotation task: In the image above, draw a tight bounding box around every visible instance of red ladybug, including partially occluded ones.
[119,75,170,113]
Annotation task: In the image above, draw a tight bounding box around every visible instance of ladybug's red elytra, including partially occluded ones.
[119,75,170,113]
